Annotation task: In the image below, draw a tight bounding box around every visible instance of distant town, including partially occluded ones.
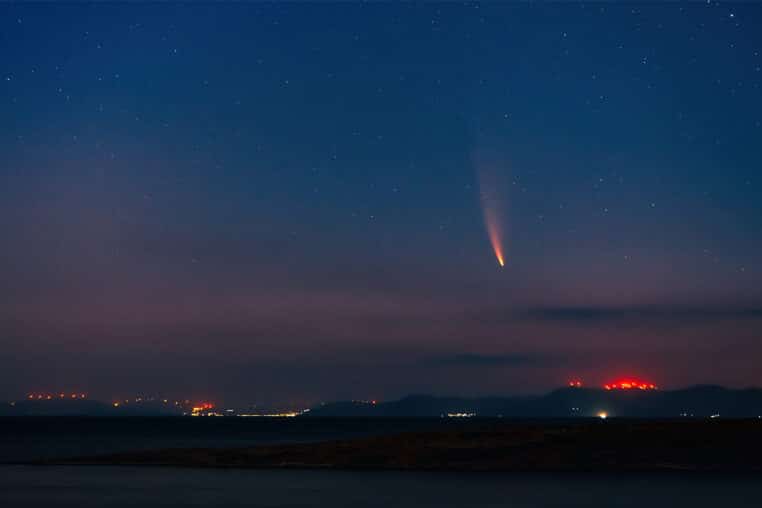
[5,380,762,419]
[14,392,309,417]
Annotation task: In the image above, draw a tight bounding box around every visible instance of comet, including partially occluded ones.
[483,205,505,267]
[478,168,506,267]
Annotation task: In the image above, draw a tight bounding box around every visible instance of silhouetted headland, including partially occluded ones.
[44,420,762,472]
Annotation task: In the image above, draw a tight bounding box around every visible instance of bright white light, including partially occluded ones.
[597,412,608,419]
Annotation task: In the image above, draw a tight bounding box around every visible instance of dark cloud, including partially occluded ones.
[520,306,762,324]
[428,352,555,368]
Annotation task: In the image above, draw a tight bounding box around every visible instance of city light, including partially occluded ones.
[26,392,87,400]
[190,402,216,416]
[446,412,476,418]
[238,411,301,418]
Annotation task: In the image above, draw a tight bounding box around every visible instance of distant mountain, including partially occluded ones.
[305,386,762,418]
[4,386,762,418]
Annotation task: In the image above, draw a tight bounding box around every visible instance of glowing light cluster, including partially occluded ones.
[239,411,301,418]
[114,397,188,406]
[191,402,216,416]
[568,379,583,388]
[604,380,657,390]
[446,412,476,418]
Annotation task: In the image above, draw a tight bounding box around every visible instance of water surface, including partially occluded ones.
[2,466,759,507]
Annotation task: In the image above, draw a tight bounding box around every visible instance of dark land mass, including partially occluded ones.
[44,420,762,472]
[307,386,762,418]
[6,385,762,417]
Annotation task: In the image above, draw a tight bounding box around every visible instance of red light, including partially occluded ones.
[604,379,658,390]
[568,379,583,388]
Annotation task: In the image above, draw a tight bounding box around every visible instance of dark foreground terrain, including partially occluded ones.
[45,420,762,472]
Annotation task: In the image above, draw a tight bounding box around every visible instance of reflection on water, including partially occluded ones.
[2,466,759,508]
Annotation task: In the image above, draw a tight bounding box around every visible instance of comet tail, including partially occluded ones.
[478,169,506,267]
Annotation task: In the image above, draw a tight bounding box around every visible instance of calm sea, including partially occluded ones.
[1,418,759,507]
[2,466,760,507]
[0,416,454,462]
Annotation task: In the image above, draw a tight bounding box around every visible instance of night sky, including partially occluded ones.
[2,2,762,406]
